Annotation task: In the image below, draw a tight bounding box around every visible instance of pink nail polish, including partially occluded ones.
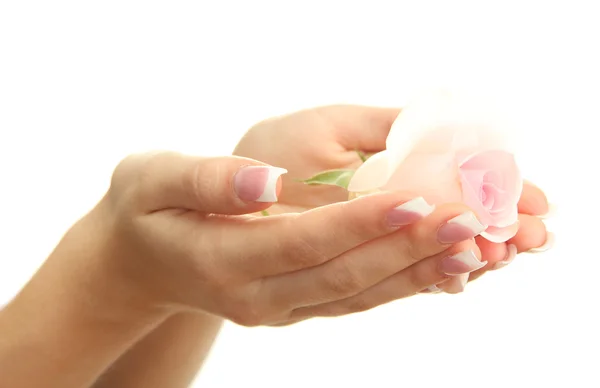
[233,166,287,202]
[437,211,487,244]
[387,197,435,227]
[439,250,487,275]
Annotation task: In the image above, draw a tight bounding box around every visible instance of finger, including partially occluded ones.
[317,105,401,152]
[466,214,552,283]
[216,192,434,279]
[262,203,487,311]
[288,240,482,319]
[518,181,551,216]
[120,152,286,214]
[507,215,553,253]
[483,214,549,269]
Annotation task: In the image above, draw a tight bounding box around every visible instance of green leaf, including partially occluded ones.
[298,169,355,190]
[260,210,270,217]
[356,150,367,163]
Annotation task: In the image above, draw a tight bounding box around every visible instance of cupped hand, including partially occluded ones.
[234,105,553,293]
[104,152,486,326]
[233,106,399,212]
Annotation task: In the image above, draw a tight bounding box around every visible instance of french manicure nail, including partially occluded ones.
[419,284,442,294]
[437,211,487,244]
[538,203,557,219]
[387,197,435,227]
[233,166,287,203]
[439,250,487,275]
[527,231,555,253]
[442,273,469,294]
[492,244,518,270]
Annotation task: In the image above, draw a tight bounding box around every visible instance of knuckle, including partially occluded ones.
[184,158,220,205]
[323,265,365,297]
[338,200,383,240]
[282,219,329,269]
[405,268,430,291]
[406,262,447,291]
[404,222,432,261]
[109,152,177,209]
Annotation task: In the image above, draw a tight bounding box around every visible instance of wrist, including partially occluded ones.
[56,200,169,322]
[0,201,171,387]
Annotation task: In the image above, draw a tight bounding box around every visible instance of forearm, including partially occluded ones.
[0,208,169,388]
[94,312,223,388]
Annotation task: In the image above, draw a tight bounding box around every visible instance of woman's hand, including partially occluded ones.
[1,151,488,387]
[233,105,553,293]
[105,152,487,324]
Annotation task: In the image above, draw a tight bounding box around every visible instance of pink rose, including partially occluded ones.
[348,90,523,243]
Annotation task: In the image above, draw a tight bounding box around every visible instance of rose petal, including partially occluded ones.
[482,182,508,213]
[460,150,523,226]
[347,150,393,192]
[459,169,496,226]
[384,152,463,204]
[460,151,521,198]
[492,205,519,228]
[480,222,520,243]
[383,90,453,181]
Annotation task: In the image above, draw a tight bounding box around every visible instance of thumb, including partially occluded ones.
[122,152,287,214]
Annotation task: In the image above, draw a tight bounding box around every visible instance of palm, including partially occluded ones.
[234,107,375,213]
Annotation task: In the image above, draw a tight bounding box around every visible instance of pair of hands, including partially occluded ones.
[101,105,551,327]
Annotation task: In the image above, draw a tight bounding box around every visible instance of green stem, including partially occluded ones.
[356,150,367,163]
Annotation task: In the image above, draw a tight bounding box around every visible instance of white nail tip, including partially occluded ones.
[395,197,435,216]
[427,285,442,293]
[442,273,470,294]
[528,232,555,253]
[538,204,557,219]
[256,167,288,203]
[448,212,487,234]
[492,244,517,270]
[448,250,487,274]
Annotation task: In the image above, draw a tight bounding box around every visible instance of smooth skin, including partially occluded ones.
[0,106,550,388]
[234,105,550,264]
[96,106,551,388]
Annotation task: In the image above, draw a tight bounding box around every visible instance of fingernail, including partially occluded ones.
[527,231,555,253]
[437,211,487,244]
[492,244,518,270]
[439,250,487,275]
[419,284,442,294]
[538,203,557,219]
[233,166,287,202]
[387,197,435,227]
[442,273,469,294]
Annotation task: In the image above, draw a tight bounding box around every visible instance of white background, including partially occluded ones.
[1,1,598,387]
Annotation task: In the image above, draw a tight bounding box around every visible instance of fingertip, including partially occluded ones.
[519,181,550,215]
[508,214,549,252]
[475,236,510,269]
[491,243,518,270]
[233,165,287,203]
